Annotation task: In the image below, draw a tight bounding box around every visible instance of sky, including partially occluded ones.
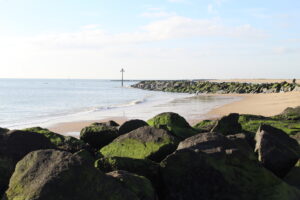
[0,0,299,80]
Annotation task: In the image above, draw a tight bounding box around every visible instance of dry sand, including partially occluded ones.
[207,91,300,118]
[48,117,127,135]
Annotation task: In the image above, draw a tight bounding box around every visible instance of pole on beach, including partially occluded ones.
[120,68,125,87]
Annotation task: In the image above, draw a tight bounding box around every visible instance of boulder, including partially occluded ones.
[23,127,87,153]
[80,124,119,149]
[276,106,300,120]
[107,170,157,200]
[100,126,178,162]
[147,112,196,139]
[160,149,300,200]
[0,130,55,196]
[118,119,148,135]
[95,157,160,188]
[211,113,242,135]
[92,120,119,127]
[3,149,142,200]
[177,132,255,160]
[0,130,55,162]
[255,124,300,177]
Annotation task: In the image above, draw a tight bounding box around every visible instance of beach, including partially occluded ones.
[207,91,300,118]
[48,90,300,136]
[3,79,298,136]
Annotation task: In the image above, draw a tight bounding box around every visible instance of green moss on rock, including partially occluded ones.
[193,120,217,132]
[23,127,86,153]
[100,126,178,162]
[238,115,300,136]
[147,112,197,139]
[3,149,142,200]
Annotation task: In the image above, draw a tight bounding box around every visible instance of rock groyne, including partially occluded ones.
[131,80,300,94]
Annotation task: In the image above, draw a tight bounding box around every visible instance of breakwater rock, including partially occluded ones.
[1,108,300,200]
[131,80,300,94]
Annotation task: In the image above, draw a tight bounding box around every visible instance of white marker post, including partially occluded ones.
[120,68,125,87]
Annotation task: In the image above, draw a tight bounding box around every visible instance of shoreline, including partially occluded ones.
[47,91,300,136]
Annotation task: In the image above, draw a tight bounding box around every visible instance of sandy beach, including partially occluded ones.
[47,79,300,135]
[49,91,300,135]
[207,91,300,118]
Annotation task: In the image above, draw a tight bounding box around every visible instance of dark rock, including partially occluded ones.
[95,157,160,189]
[255,124,300,177]
[177,132,254,160]
[147,112,197,139]
[92,120,119,127]
[100,126,178,162]
[80,124,119,149]
[107,170,157,200]
[0,130,55,162]
[23,127,87,153]
[0,130,55,196]
[211,113,242,135]
[3,149,142,200]
[226,133,256,160]
[284,161,300,189]
[118,119,148,135]
[160,149,300,200]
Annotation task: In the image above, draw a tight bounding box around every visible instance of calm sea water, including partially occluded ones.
[0,79,240,129]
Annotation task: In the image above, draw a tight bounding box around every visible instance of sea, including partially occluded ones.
[0,79,241,130]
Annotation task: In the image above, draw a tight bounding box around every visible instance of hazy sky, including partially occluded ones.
[0,0,299,79]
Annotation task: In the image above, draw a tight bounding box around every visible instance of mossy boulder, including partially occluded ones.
[276,106,300,120]
[255,125,300,178]
[160,149,300,200]
[80,124,119,149]
[193,120,217,132]
[0,130,55,197]
[239,114,300,137]
[211,113,242,135]
[118,119,148,135]
[95,157,160,189]
[147,112,197,139]
[107,170,157,200]
[23,127,87,153]
[0,130,55,162]
[100,126,178,162]
[3,149,144,200]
